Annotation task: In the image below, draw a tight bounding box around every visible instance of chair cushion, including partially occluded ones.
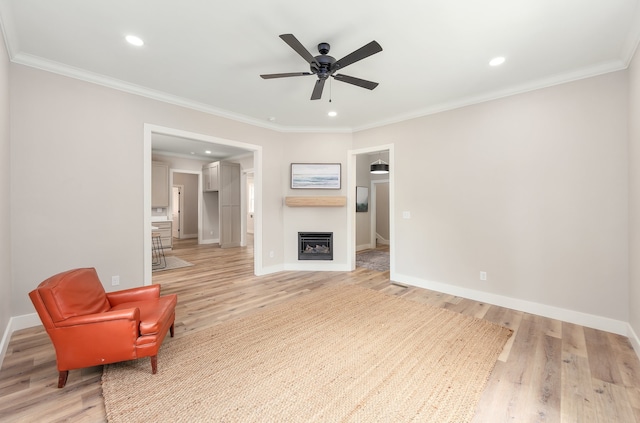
[110,294,177,336]
[37,268,110,322]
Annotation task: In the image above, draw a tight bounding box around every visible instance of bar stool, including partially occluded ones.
[152,232,166,269]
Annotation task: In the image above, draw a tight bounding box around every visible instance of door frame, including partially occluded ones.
[144,124,263,285]
[346,143,395,277]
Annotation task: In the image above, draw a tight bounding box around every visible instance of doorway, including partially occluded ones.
[347,144,394,276]
[144,124,264,285]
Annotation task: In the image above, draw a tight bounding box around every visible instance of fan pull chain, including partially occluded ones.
[329,77,332,103]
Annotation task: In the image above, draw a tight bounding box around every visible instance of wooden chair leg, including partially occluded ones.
[58,370,69,388]
[151,355,157,374]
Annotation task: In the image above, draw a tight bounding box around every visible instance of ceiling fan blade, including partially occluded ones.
[334,41,382,70]
[332,74,379,90]
[280,34,320,67]
[260,72,313,79]
[311,79,326,100]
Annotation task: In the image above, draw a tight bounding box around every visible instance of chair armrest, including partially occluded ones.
[55,308,140,327]
[48,308,143,370]
[107,285,160,306]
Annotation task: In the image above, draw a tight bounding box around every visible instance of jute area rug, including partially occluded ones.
[102,285,512,422]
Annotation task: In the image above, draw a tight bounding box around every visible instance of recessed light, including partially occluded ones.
[205,150,212,154]
[489,56,505,67]
[268,116,276,122]
[125,35,144,46]
[328,111,337,117]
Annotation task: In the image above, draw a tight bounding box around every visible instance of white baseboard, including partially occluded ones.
[200,238,219,245]
[0,322,9,370]
[284,262,351,272]
[0,313,41,369]
[180,234,198,239]
[10,312,41,331]
[392,272,629,336]
[256,263,285,275]
[375,234,390,245]
[628,324,640,362]
[356,243,374,251]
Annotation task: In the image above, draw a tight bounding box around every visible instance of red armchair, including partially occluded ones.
[28,268,177,388]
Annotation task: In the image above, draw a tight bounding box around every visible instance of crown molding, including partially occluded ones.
[10,52,354,134]
[353,59,628,132]
[8,52,632,136]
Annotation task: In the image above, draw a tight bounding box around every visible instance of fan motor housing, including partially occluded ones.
[312,54,336,78]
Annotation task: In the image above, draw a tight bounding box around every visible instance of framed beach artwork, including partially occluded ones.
[291,163,341,189]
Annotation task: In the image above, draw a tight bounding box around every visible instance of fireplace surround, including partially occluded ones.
[298,232,333,260]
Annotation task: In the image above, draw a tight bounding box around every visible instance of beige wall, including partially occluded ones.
[629,46,640,342]
[0,25,11,341]
[354,70,630,323]
[9,64,289,317]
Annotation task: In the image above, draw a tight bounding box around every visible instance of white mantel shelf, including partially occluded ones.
[285,196,347,207]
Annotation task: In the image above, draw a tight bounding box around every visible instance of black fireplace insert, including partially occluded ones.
[298,232,333,260]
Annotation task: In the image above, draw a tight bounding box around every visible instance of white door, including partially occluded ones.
[246,174,254,234]
[172,185,183,239]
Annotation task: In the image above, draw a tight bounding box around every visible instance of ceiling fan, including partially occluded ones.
[260,34,382,100]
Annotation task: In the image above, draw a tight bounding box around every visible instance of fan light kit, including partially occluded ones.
[261,34,382,100]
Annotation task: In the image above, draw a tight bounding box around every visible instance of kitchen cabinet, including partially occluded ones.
[219,162,241,248]
[152,221,172,249]
[202,161,241,248]
[152,161,169,207]
[202,162,219,192]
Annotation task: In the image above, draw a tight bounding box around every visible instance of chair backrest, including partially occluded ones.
[29,268,110,324]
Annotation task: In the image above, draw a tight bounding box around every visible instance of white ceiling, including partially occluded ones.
[152,133,252,161]
[1,0,639,135]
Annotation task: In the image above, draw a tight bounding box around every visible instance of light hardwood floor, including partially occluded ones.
[1,238,639,422]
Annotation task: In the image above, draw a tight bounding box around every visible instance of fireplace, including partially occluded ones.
[298,232,333,260]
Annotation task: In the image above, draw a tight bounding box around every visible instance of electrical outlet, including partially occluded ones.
[479,271,487,281]
[111,275,120,286]
[269,251,275,258]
